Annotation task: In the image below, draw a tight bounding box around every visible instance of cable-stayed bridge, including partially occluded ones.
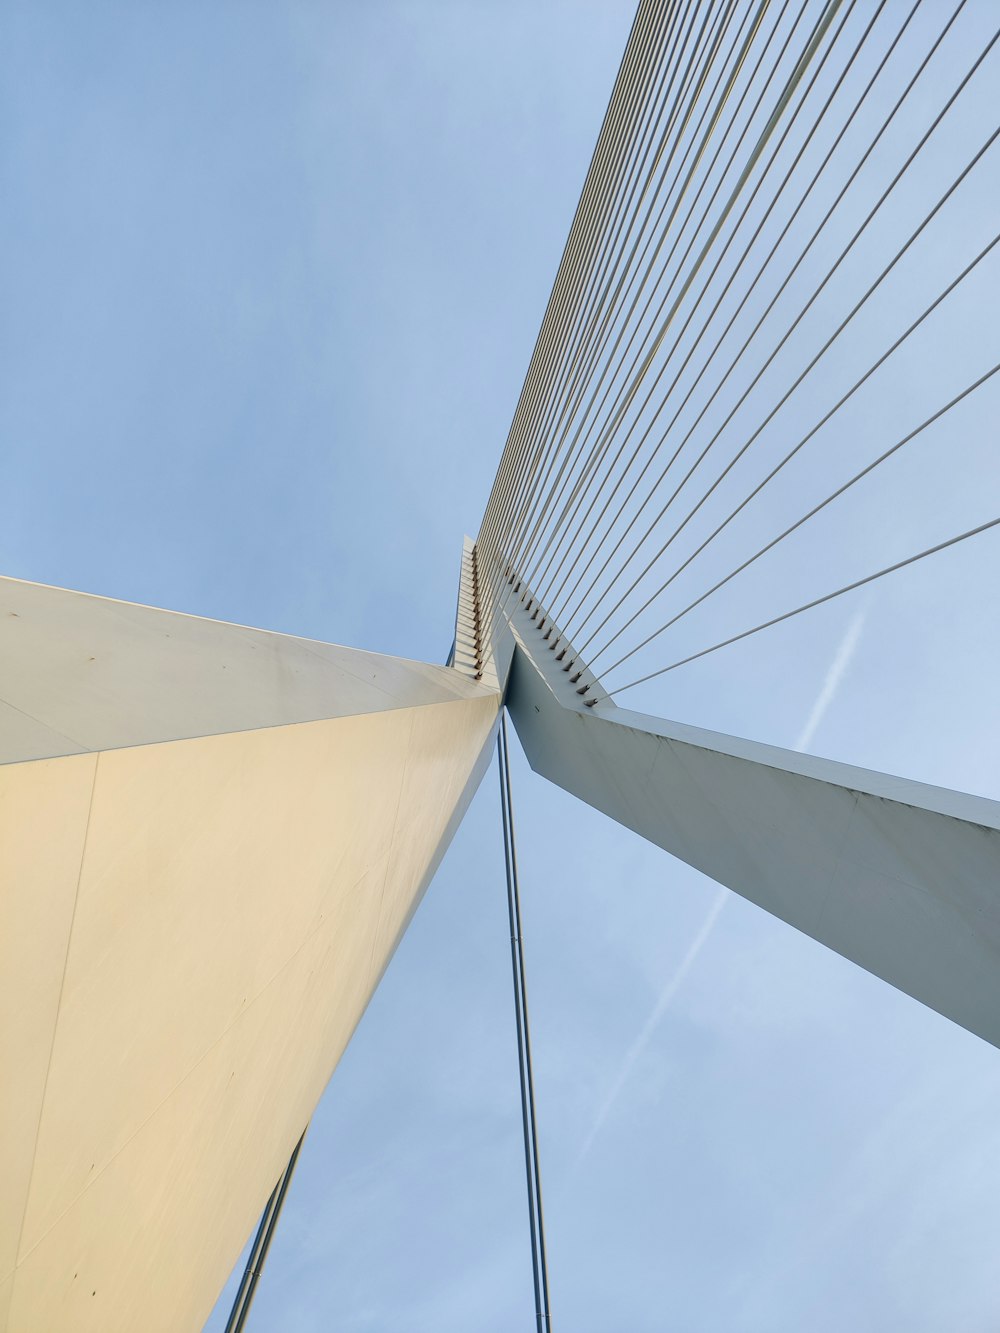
[2,2,998,1329]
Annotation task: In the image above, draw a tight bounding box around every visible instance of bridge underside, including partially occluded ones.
[4,552,1000,1331]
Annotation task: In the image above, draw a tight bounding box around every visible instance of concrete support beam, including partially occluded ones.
[505,597,1000,1051]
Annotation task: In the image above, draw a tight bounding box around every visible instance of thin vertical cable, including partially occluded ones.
[223,1131,306,1333]
[498,713,553,1330]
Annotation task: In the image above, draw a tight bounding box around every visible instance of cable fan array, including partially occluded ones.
[475,0,1000,701]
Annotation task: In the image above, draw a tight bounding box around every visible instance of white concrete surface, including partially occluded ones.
[0,579,500,1332]
[506,592,1000,1051]
[0,574,488,763]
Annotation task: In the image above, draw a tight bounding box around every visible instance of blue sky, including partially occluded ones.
[3,3,1000,1330]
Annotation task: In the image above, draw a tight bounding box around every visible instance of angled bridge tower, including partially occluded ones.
[5,0,1000,1327]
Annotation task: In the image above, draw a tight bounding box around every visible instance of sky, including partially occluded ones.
[3,2,1000,1331]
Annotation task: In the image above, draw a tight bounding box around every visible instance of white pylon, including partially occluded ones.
[0,568,499,1333]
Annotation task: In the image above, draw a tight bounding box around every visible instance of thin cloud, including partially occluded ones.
[576,608,867,1164]
[577,887,728,1165]
[576,607,874,1167]
[794,608,867,753]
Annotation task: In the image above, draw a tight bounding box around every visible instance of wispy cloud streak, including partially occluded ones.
[794,608,867,752]
[577,887,727,1165]
[576,607,867,1165]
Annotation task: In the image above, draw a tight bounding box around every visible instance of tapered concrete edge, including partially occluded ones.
[0,574,495,765]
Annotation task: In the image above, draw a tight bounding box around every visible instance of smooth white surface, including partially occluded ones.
[0,575,489,764]
[1,580,500,1332]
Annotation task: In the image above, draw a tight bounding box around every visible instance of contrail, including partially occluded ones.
[794,608,867,752]
[576,607,868,1163]
[576,887,728,1165]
